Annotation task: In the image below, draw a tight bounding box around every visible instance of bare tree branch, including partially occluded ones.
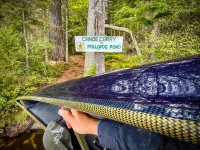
[105,24,141,55]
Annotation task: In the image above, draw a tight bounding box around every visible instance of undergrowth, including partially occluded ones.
[0,63,68,129]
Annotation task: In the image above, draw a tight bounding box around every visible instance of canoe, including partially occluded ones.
[16,54,200,148]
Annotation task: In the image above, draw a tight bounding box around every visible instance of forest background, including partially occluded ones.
[0,0,199,132]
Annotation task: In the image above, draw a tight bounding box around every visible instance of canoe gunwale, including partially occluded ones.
[16,96,200,145]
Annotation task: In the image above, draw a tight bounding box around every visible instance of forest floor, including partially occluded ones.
[55,54,84,83]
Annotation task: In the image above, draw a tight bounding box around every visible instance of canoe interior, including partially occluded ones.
[17,100,100,150]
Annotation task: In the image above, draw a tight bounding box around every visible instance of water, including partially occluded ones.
[0,130,44,150]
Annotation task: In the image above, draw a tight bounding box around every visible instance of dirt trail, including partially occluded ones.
[55,55,84,83]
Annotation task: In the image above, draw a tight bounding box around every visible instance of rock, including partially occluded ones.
[30,123,42,130]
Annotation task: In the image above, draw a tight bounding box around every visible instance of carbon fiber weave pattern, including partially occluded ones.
[16,96,200,144]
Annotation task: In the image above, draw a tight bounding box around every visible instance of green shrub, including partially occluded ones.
[0,27,68,129]
[105,53,144,70]
[83,65,96,76]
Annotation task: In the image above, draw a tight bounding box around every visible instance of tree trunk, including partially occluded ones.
[94,0,106,74]
[65,0,69,62]
[50,0,64,61]
[150,23,159,62]
[22,11,29,70]
[84,0,96,73]
[62,0,69,62]
[43,9,48,63]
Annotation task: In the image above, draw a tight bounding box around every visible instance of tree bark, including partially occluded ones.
[50,0,64,61]
[65,0,69,62]
[94,0,106,74]
[62,0,69,62]
[43,9,48,63]
[105,24,141,56]
[84,0,96,73]
[150,23,159,62]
